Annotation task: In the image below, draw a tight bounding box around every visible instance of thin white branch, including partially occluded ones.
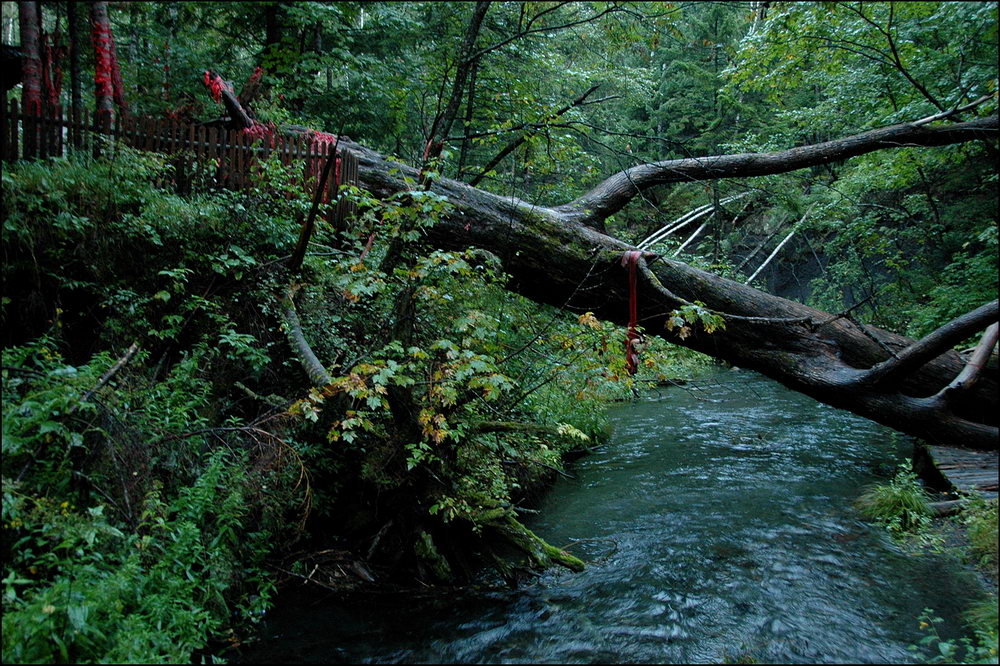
[639,192,749,249]
[744,204,815,285]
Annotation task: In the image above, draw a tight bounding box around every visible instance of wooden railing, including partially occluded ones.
[1,99,358,226]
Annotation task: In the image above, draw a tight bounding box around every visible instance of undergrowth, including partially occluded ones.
[855,463,935,539]
[858,471,1000,664]
[2,146,707,661]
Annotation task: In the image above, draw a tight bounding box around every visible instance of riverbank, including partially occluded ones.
[235,370,985,664]
[863,443,999,663]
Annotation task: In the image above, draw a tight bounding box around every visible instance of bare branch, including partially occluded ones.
[558,115,998,226]
[936,322,999,398]
[854,300,998,389]
[71,342,140,413]
[469,84,603,186]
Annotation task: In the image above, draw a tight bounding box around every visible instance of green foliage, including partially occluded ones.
[1,148,322,662]
[905,224,1000,339]
[725,2,998,137]
[855,463,934,537]
[666,301,726,340]
[962,497,999,579]
[1,334,288,662]
[715,1,998,335]
[279,186,694,564]
[6,0,997,656]
[2,450,273,663]
[912,605,999,664]
[908,499,999,664]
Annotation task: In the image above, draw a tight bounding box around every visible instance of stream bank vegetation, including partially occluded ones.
[856,466,998,663]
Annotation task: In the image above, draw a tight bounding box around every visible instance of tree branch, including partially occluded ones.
[469,84,602,186]
[557,114,998,226]
[279,286,333,386]
[935,322,999,399]
[70,342,140,414]
[852,300,998,389]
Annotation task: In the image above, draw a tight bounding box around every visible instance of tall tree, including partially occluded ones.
[422,1,491,169]
[17,1,42,114]
[90,0,115,126]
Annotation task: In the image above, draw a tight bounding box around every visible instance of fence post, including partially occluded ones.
[56,104,66,158]
[0,98,12,161]
[24,102,38,160]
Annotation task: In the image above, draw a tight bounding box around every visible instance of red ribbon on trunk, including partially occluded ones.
[621,250,642,375]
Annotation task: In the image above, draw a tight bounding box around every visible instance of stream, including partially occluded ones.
[238,368,986,664]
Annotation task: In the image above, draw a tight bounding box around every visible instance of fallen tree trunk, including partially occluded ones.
[204,75,997,447]
[330,115,998,450]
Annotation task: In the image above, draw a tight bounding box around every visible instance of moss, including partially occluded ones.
[490,516,585,573]
[414,529,453,581]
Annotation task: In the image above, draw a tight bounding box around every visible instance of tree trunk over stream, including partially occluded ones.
[332,115,998,450]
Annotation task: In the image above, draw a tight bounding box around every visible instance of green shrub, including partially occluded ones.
[1,332,285,663]
[2,450,273,663]
[855,463,934,536]
[912,604,999,664]
[963,497,998,580]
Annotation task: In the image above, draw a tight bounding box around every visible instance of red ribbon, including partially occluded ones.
[92,22,114,109]
[621,250,642,375]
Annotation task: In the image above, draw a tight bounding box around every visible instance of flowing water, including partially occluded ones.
[239,368,986,664]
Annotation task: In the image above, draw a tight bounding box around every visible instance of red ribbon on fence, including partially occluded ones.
[621,250,642,375]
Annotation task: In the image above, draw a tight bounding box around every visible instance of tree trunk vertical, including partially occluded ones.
[90,0,114,129]
[457,56,479,179]
[67,0,82,147]
[262,2,284,70]
[422,1,490,168]
[162,4,178,101]
[18,1,43,114]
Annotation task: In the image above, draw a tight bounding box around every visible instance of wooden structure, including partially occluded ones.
[916,444,998,501]
[1,99,358,227]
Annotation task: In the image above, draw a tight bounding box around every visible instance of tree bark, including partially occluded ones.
[67,0,83,146]
[330,114,998,449]
[17,1,43,114]
[90,1,115,127]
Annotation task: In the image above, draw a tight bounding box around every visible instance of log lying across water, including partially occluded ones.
[329,114,998,450]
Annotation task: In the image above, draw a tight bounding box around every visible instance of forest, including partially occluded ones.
[1,1,997,663]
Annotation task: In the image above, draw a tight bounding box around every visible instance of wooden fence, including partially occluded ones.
[1,99,358,227]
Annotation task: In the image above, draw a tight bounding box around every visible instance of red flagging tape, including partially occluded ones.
[621,250,642,375]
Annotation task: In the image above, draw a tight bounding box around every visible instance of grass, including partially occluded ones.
[962,496,998,581]
[855,463,934,536]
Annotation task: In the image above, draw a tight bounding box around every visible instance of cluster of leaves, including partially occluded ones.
[666,301,726,340]
[911,604,998,664]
